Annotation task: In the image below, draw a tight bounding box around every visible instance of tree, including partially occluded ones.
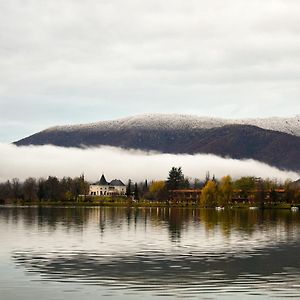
[269,187,278,203]
[126,179,132,197]
[204,171,210,185]
[149,181,168,201]
[254,178,266,208]
[166,167,185,190]
[143,179,148,192]
[44,176,60,201]
[37,178,46,201]
[12,178,21,200]
[0,180,12,201]
[61,175,89,202]
[23,177,38,201]
[71,176,85,202]
[80,174,90,201]
[283,179,294,203]
[60,177,73,201]
[218,175,233,206]
[212,174,217,182]
[234,177,256,198]
[200,180,218,207]
[134,183,139,201]
[149,181,166,194]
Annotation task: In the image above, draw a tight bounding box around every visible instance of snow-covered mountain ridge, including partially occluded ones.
[45,114,300,137]
[15,114,300,172]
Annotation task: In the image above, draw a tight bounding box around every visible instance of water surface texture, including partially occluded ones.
[1,206,300,299]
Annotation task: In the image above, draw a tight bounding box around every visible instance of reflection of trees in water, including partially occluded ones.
[2,206,300,297]
[1,206,300,241]
[12,240,300,297]
[198,209,300,238]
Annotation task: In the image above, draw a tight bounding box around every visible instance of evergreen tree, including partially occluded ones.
[37,178,45,201]
[166,167,185,190]
[126,179,132,197]
[134,182,139,200]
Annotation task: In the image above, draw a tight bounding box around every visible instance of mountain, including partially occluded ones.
[14,114,300,172]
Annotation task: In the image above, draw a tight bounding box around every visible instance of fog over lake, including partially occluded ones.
[0,143,298,182]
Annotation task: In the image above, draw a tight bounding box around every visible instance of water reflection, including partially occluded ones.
[12,244,300,297]
[1,206,300,298]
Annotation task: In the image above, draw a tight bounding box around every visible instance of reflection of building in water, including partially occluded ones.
[89,174,126,196]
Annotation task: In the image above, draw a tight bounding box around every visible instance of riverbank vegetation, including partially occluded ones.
[0,175,89,204]
[0,167,299,207]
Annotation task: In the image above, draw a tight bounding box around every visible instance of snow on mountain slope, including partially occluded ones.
[45,114,300,137]
[15,114,300,172]
[235,116,300,137]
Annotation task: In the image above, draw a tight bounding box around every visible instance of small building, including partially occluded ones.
[169,189,202,202]
[89,174,126,196]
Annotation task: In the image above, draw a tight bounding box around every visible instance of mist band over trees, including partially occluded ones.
[0,144,299,184]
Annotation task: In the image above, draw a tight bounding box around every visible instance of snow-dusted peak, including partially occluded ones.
[233,115,300,136]
[44,114,300,137]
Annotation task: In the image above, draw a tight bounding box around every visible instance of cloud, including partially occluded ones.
[1,0,300,141]
[0,143,298,183]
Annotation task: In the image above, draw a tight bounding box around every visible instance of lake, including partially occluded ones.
[1,206,300,299]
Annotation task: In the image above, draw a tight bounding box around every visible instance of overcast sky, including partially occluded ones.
[1,0,300,142]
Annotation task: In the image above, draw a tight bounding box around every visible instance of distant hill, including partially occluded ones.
[14,114,300,172]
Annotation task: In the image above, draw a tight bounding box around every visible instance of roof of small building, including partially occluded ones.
[92,175,125,187]
[98,174,108,185]
[110,179,125,186]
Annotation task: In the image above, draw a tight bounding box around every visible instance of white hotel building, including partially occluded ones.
[89,174,126,196]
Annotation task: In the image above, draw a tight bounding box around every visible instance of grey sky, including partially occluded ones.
[1,0,300,142]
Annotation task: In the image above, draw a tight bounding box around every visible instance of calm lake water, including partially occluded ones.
[1,206,300,299]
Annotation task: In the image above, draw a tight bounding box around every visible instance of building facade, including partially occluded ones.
[89,174,126,196]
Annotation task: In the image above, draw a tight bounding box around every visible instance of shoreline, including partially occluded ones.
[1,200,299,210]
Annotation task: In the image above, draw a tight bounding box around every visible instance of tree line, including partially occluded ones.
[139,167,300,205]
[0,167,299,205]
[0,175,89,203]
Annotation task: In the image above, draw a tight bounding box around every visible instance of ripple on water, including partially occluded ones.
[11,244,300,298]
[2,206,300,299]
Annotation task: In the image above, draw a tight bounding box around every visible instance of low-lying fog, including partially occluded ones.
[0,143,299,183]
